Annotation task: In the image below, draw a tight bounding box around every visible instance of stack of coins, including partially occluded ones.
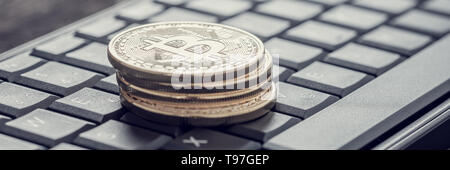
[108,22,276,127]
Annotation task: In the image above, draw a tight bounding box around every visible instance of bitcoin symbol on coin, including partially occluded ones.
[108,22,265,80]
[140,35,226,68]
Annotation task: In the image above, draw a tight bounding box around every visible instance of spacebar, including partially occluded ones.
[264,34,450,150]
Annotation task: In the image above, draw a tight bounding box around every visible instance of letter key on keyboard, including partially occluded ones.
[423,0,450,16]
[50,88,124,123]
[0,83,58,117]
[319,5,388,32]
[3,109,94,147]
[275,82,339,118]
[391,9,450,37]
[265,38,324,70]
[0,133,45,150]
[76,17,126,43]
[0,53,46,82]
[74,120,172,150]
[223,12,290,40]
[64,42,115,75]
[288,62,374,97]
[117,1,164,22]
[359,26,432,56]
[324,43,403,75]
[285,21,357,50]
[16,61,104,96]
[32,35,85,61]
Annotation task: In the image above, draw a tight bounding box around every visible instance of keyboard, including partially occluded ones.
[0,0,449,150]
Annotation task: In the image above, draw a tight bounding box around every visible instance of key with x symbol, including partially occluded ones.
[182,136,208,148]
[163,129,261,150]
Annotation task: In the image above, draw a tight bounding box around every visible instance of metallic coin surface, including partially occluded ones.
[118,72,272,101]
[108,22,265,82]
[120,82,277,127]
[116,50,272,93]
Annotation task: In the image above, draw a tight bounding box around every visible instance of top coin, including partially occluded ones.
[108,22,265,82]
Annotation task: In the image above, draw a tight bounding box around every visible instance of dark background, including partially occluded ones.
[0,0,120,53]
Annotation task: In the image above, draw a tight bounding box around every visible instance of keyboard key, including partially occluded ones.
[117,1,164,22]
[3,109,94,147]
[16,61,104,96]
[76,17,127,43]
[0,133,45,150]
[285,21,357,50]
[320,5,388,32]
[422,0,450,16]
[225,112,301,142]
[186,0,252,17]
[94,74,119,94]
[256,0,323,22]
[391,9,450,37]
[155,0,189,5]
[275,82,339,118]
[325,43,403,75]
[288,62,374,97]
[50,143,88,150]
[0,53,46,82]
[32,35,85,61]
[265,38,324,70]
[74,120,172,150]
[265,34,450,150]
[150,7,218,23]
[353,0,417,14]
[163,129,261,150]
[272,65,294,82]
[64,43,115,75]
[308,0,349,6]
[359,26,432,56]
[0,83,58,117]
[222,12,290,40]
[49,88,124,123]
[120,112,186,137]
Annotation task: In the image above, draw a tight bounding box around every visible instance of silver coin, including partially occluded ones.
[108,22,265,82]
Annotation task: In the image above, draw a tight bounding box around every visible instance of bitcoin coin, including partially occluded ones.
[117,50,272,93]
[118,71,272,101]
[108,22,265,82]
[108,22,276,127]
[120,82,276,126]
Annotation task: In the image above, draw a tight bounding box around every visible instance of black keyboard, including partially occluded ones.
[0,0,449,150]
